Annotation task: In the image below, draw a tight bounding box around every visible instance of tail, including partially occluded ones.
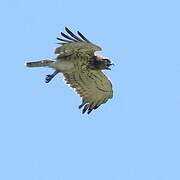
[25,60,55,68]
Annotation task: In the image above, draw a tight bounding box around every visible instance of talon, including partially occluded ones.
[45,74,52,83]
[45,70,59,83]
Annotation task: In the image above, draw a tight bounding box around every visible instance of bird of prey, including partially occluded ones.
[25,27,114,114]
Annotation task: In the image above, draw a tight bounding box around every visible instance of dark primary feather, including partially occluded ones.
[77,31,91,43]
[82,104,89,114]
[65,27,83,42]
[87,109,93,114]
[56,37,72,43]
[56,27,92,44]
[61,32,77,42]
[79,100,86,109]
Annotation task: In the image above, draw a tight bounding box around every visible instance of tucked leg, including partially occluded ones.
[45,70,59,83]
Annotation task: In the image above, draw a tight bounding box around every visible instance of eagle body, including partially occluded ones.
[26,27,113,114]
[49,59,75,73]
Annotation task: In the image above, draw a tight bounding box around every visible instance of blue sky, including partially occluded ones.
[0,0,180,179]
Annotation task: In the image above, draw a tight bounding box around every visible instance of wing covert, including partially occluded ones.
[55,27,101,59]
[63,69,113,114]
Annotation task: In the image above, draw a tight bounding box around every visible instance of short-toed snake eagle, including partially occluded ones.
[26,27,114,114]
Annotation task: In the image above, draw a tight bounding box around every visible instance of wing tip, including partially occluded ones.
[57,27,95,45]
[79,101,102,114]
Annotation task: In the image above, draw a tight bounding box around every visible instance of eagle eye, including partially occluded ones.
[103,58,112,66]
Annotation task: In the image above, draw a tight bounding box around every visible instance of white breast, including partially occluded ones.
[49,59,74,72]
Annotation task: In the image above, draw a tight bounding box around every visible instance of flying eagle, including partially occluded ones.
[26,27,114,114]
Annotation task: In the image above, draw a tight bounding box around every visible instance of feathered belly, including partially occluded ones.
[49,60,74,72]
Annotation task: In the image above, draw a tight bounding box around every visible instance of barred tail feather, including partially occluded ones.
[25,60,54,68]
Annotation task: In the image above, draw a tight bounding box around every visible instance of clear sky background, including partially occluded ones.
[0,0,180,180]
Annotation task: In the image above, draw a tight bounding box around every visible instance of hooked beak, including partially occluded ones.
[106,63,114,70]
[106,67,111,70]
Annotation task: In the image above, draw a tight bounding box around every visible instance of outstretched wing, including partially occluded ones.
[54,27,101,59]
[63,69,113,114]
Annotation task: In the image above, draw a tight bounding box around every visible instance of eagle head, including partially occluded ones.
[88,56,114,70]
[102,58,114,70]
